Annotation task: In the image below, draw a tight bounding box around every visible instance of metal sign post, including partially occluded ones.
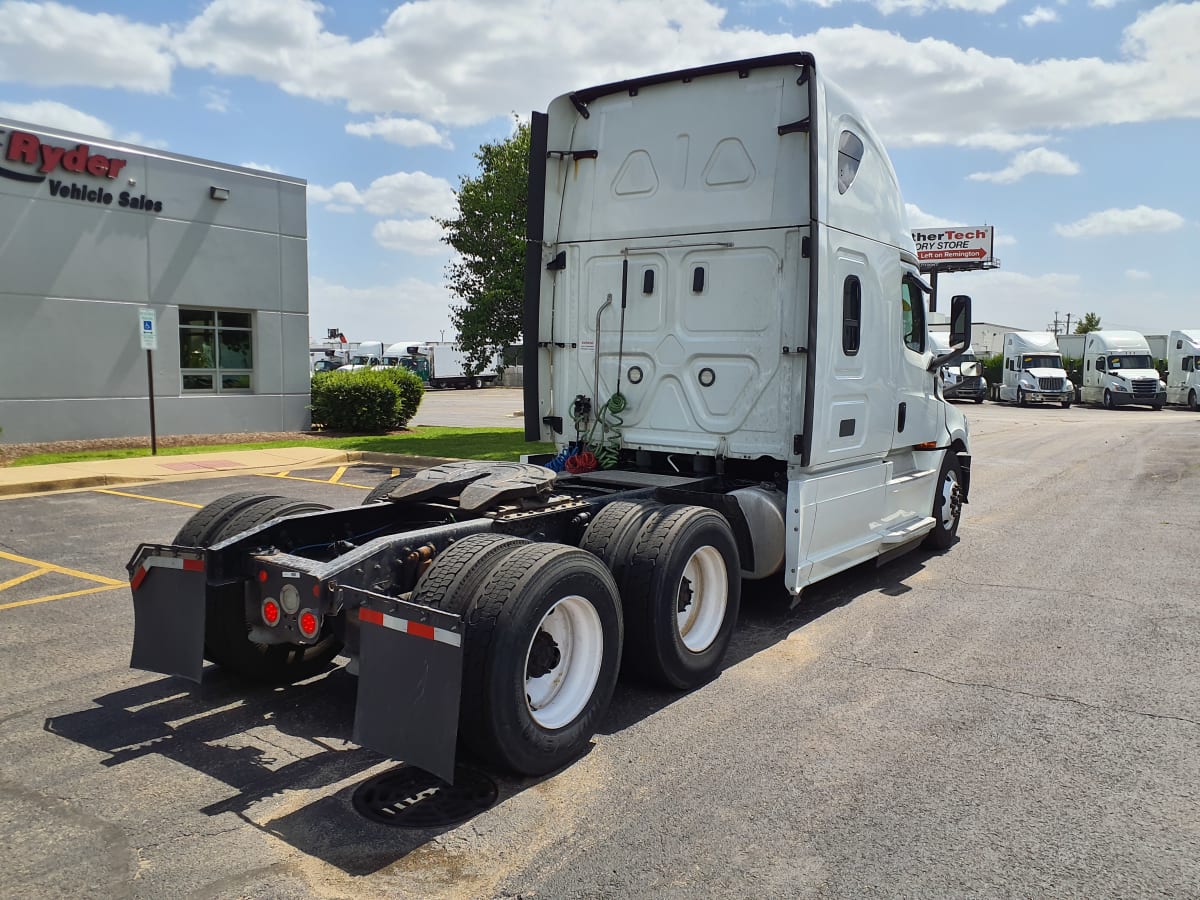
[138,308,159,455]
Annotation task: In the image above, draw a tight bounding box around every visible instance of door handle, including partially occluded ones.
[897,402,907,432]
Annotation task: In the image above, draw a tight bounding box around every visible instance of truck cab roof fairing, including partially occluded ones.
[566,53,817,118]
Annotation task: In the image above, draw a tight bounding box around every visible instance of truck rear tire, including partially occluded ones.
[436,542,622,776]
[173,491,284,546]
[203,497,343,683]
[411,533,530,611]
[362,474,409,505]
[472,376,483,389]
[923,453,963,551]
[579,500,662,584]
[620,505,740,690]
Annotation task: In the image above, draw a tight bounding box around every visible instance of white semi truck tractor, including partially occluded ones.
[1081,330,1165,409]
[1165,330,1200,410]
[127,53,973,784]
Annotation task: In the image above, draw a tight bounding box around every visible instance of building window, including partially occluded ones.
[180,309,253,392]
[842,276,861,355]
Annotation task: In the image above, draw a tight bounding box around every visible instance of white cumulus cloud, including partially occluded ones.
[0,0,173,91]
[309,275,454,343]
[309,171,456,218]
[345,116,452,148]
[1125,269,1152,280]
[968,148,1080,183]
[0,100,114,137]
[373,218,446,255]
[1055,206,1185,238]
[1021,6,1059,26]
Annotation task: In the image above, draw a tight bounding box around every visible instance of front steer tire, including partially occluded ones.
[923,453,964,551]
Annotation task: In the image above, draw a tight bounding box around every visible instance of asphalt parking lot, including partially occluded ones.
[1,402,1198,899]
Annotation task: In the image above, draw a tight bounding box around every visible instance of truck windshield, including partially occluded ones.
[351,355,371,365]
[1107,354,1151,370]
[1021,355,1062,369]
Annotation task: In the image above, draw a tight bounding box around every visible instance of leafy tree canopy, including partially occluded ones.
[1074,312,1102,333]
[437,117,530,374]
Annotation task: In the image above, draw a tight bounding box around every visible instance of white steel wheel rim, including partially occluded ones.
[938,470,960,530]
[524,595,604,730]
[676,546,728,653]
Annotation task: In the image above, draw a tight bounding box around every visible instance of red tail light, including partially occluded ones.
[298,609,320,639]
[262,598,281,626]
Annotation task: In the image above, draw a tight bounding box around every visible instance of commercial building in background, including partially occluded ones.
[0,119,310,444]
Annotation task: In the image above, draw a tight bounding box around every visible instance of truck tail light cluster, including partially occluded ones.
[298,610,321,639]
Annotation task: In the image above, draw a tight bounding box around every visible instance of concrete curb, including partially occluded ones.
[0,451,470,499]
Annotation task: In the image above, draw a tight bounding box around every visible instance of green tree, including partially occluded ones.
[1074,312,1102,333]
[437,117,530,374]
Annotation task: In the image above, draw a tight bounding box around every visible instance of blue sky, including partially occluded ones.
[0,0,1195,342]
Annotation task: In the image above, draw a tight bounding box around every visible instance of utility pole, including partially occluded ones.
[1065,312,1074,334]
[1048,311,1063,335]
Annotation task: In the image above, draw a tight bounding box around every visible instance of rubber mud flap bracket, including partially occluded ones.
[128,545,207,683]
[350,587,464,784]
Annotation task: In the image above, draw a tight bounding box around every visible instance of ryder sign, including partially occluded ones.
[0,127,162,213]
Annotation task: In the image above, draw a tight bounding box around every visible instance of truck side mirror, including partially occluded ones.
[929,294,973,371]
[949,294,972,348]
[960,361,982,377]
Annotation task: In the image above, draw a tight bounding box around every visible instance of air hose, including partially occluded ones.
[590,392,626,469]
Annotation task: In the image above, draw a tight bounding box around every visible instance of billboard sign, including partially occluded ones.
[912,226,994,267]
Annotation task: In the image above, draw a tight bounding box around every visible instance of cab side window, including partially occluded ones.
[900,277,925,353]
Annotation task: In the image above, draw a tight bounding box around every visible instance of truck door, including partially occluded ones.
[890,269,940,450]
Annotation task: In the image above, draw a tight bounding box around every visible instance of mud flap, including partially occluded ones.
[349,587,464,784]
[128,545,208,683]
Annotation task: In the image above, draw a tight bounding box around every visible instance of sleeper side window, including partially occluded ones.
[837,131,864,195]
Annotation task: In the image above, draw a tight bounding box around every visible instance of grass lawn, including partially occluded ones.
[9,427,556,467]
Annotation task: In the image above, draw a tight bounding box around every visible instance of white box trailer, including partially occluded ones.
[419,342,497,389]
[1166,330,1200,409]
[999,332,1073,406]
[1081,330,1165,409]
[126,54,973,784]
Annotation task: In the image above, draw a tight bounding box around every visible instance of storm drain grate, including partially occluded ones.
[352,764,499,828]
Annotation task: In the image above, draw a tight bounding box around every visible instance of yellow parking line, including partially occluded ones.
[0,567,51,592]
[329,465,348,484]
[0,583,125,612]
[94,489,204,509]
[391,467,400,477]
[255,472,370,490]
[0,549,124,586]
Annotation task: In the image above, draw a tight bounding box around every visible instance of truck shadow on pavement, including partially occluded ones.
[42,546,935,876]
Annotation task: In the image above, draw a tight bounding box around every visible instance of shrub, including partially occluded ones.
[376,366,425,425]
[310,367,426,432]
[982,354,1003,386]
[310,369,402,433]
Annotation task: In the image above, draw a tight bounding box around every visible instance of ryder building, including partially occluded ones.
[0,119,311,444]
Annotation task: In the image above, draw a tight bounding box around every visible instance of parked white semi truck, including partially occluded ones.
[929,332,986,403]
[127,54,972,784]
[1081,330,1165,409]
[1166,330,1200,410]
[999,332,1073,407]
